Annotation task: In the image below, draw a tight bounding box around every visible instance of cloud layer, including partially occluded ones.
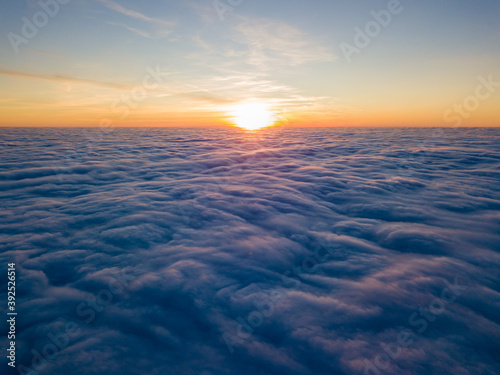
[0,127,499,375]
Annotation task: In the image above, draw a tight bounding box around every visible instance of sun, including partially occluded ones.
[230,102,275,130]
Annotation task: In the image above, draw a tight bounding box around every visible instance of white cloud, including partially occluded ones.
[233,18,336,68]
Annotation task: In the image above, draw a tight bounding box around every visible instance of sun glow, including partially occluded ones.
[230,102,275,130]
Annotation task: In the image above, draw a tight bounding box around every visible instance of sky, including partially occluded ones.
[0,0,499,127]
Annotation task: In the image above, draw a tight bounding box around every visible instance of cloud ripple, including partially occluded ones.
[0,127,499,375]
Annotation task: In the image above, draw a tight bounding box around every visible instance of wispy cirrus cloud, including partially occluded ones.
[0,68,134,90]
[0,68,238,112]
[232,18,336,68]
[95,0,174,37]
[96,0,173,26]
[177,15,338,109]
[33,49,66,58]
[106,21,153,39]
[164,70,347,120]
